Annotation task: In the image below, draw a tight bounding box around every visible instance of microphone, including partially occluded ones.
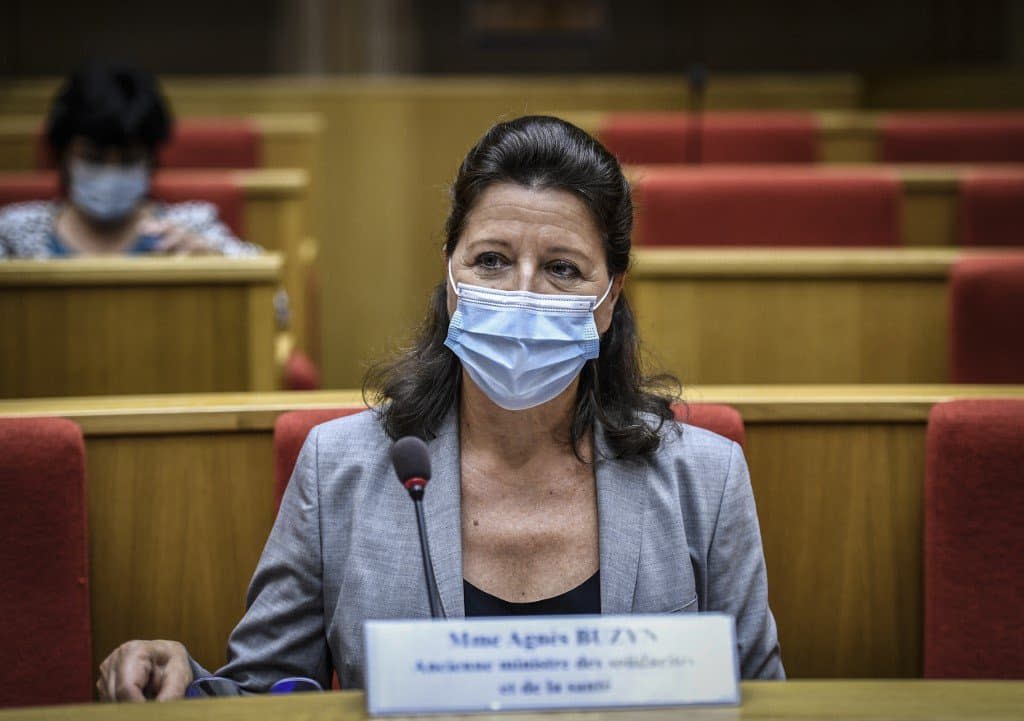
[390,436,445,619]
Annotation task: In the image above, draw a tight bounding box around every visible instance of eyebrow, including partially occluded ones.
[462,238,591,260]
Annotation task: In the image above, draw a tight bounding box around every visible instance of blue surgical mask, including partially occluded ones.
[444,260,614,411]
[68,158,149,222]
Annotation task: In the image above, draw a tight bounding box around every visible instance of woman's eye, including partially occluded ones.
[548,260,581,278]
[474,252,507,270]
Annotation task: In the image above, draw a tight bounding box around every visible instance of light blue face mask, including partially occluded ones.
[69,158,149,222]
[443,260,614,411]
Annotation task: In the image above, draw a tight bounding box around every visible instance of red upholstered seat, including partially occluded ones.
[881,113,1024,163]
[34,117,261,170]
[0,170,245,238]
[597,112,818,165]
[959,170,1024,247]
[925,399,1024,678]
[949,255,1024,383]
[0,171,58,205]
[673,403,745,446]
[632,167,901,246]
[274,403,745,504]
[0,418,92,707]
[274,407,367,505]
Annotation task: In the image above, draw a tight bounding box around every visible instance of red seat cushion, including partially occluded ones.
[925,399,1024,678]
[35,118,261,170]
[881,113,1024,163]
[632,167,901,246]
[598,112,818,165]
[0,418,92,707]
[949,255,1024,383]
[959,170,1024,247]
[673,403,745,446]
[274,408,367,505]
[0,170,245,238]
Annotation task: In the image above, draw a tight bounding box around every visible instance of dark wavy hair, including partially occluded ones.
[364,115,680,460]
[45,60,172,163]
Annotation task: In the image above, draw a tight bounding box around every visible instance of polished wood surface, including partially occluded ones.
[3,681,1023,720]
[4,386,1024,678]
[0,74,862,387]
[627,248,1012,385]
[0,256,281,398]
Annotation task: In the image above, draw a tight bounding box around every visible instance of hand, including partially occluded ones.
[97,640,193,702]
[141,219,216,256]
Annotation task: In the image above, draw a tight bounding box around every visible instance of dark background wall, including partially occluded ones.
[0,0,1019,77]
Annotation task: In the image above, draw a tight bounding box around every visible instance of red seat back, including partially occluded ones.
[274,403,745,505]
[150,171,245,237]
[949,255,1024,383]
[881,113,1024,163]
[274,407,367,505]
[959,170,1024,247]
[0,170,245,238]
[925,399,1024,678]
[598,112,818,165]
[674,403,745,446]
[34,117,261,170]
[0,172,58,206]
[632,167,901,246]
[0,418,92,707]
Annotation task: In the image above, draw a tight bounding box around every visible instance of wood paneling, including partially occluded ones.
[3,681,1023,720]
[0,257,281,398]
[3,385,1024,679]
[627,248,987,385]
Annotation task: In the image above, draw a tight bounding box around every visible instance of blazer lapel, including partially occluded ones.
[595,426,648,614]
[423,410,465,618]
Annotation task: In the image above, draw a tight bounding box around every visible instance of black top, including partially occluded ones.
[464,571,601,616]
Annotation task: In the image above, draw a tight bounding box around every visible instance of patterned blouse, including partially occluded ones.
[0,200,260,258]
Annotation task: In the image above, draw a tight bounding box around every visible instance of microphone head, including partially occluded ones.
[390,436,432,490]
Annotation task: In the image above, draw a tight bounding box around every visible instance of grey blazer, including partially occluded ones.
[192,409,784,689]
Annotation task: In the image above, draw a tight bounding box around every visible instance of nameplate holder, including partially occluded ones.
[364,613,739,716]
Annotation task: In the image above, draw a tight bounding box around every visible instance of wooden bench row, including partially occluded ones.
[3,385,1023,678]
[3,248,1021,398]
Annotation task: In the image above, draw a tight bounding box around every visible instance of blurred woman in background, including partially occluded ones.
[0,61,257,258]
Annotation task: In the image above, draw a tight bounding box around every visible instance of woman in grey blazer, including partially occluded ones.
[98,115,784,701]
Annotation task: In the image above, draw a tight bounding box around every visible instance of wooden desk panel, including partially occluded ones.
[0,257,281,398]
[3,386,1024,679]
[0,116,322,358]
[3,681,1024,719]
[627,248,999,385]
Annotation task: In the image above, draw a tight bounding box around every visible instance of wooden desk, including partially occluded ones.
[3,386,1024,678]
[0,115,323,353]
[628,247,1024,385]
[0,168,311,356]
[0,256,281,398]
[2,681,1023,720]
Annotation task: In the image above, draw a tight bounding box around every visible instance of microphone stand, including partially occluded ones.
[406,481,445,619]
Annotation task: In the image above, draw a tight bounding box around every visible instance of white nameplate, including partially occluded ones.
[364,614,739,716]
